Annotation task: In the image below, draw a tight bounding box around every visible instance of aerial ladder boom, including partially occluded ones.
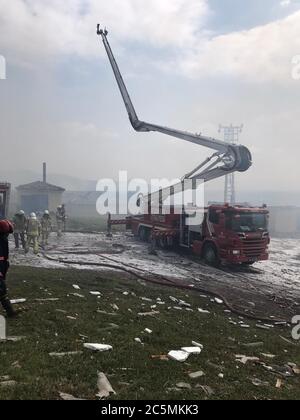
[97,26,252,201]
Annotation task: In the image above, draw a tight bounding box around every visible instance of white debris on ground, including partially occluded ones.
[83,343,113,352]
[4,236,300,400]
[168,343,203,362]
[96,372,116,399]
[168,350,190,363]
[10,299,27,304]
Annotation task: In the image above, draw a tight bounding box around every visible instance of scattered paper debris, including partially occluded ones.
[0,381,17,388]
[198,308,210,314]
[138,311,160,317]
[215,298,223,305]
[145,328,153,334]
[96,372,116,399]
[11,299,27,304]
[90,291,101,296]
[181,347,202,355]
[72,285,81,290]
[288,363,300,375]
[189,371,205,379]
[141,297,153,303]
[176,382,192,390]
[151,355,169,361]
[168,350,190,363]
[197,385,215,396]
[261,353,276,359]
[59,392,85,401]
[242,342,264,349]
[191,341,204,350]
[169,296,178,303]
[256,324,271,331]
[35,298,59,302]
[276,379,283,389]
[70,293,85,299]
[236,355,260,365]
[84,343,112,352]
[251,378,269,387]
[49,352,83,358]
[179,300,191,308]
[260,363,294,378]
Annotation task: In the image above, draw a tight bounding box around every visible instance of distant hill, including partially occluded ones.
[1,170,299,207]
[0,170,97,191]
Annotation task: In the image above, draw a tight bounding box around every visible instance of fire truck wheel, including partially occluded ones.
[203,243,220,267]
[138,227,150,242]
[159,237,167,249]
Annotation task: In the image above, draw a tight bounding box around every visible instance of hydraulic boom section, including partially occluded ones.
[97,26,252,184]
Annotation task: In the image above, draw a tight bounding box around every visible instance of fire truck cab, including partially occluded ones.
[190,204,270,266]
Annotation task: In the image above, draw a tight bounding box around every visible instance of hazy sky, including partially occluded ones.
[0,0,300,192]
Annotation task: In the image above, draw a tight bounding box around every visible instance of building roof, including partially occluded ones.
[16,181,65,193]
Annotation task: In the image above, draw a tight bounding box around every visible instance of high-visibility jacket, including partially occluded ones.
[13,214,27,234]
[41,216,52,232]
[27,218,41,237]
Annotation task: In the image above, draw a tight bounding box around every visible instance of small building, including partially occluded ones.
[16,164,65,214]
[269,206,300,238]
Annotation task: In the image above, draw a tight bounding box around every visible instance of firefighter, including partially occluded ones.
[12,210,27,250]
[25,213,41,255]
[56,206,64,238]
[61,204,67,232]
[41,210,52,246]
[0,219,17,317]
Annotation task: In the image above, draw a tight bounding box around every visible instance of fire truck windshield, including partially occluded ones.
[226,212,268,233]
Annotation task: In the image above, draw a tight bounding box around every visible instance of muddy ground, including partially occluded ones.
[10,233,300,322]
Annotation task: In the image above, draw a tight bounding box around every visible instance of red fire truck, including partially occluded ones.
[98,27,270,266]
[110,204,270,266]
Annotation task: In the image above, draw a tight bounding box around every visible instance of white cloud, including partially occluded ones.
[1,0,299,85]
[280,0,291,7]
[177,10,300,83]
[0,0,209,61]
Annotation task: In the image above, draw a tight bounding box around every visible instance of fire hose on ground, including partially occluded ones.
[42,251,287,325]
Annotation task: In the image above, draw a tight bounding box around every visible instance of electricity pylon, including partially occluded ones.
[219,124,244,204]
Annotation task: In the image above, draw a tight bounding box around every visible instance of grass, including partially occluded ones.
[0,265,299,400]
